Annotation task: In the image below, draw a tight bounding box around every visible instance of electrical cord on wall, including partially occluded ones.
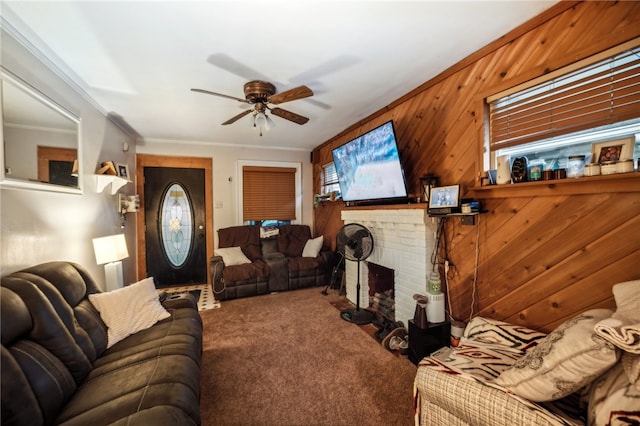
[431,217,446,272]
[439,215,480,324]
[445,259,454,322]
[430,216,458,322]
[468,215,481,323]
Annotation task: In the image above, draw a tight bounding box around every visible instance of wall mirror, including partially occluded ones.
[1,68,82,193]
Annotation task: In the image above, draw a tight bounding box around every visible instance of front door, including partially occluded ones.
[144,167,207,287]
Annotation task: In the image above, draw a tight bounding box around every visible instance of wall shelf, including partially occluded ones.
[470,173,639,198]
[94,174,130,194]
[428,211,485,225]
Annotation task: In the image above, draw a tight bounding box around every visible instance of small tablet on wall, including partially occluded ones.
[428,185,460,209]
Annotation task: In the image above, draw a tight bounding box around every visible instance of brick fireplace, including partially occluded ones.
[341,208,438,325]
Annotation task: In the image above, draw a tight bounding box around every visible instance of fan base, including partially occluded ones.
[340,307,376,325]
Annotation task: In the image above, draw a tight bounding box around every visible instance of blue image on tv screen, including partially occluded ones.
[332,121,407,203]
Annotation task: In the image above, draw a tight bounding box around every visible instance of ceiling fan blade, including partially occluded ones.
[222,109,253,125]
[270,107,309,125]
[191,88,248,103]
[268,85,313,104]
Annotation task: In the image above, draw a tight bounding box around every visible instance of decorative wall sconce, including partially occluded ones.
[419,175,439,204]
[117,193,140,228]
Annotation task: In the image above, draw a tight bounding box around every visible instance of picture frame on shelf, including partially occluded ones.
[428,185,460,209]
[116,163,130,180]
[591,137,634,164]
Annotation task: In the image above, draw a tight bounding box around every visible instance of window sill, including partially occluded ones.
[470,172,640,198]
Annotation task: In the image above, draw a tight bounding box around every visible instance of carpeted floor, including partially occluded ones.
[199,287,417,426]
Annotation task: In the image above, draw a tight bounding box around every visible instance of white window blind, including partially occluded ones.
[321,162,340,194]
[242,166,296,221]
[489,44,640,151]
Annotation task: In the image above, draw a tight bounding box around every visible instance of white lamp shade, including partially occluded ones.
[92,234,129,265]
[264,114,275,131]
[255,112,266,129]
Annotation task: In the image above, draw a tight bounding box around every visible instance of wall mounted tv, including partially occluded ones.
[332,120,408,205]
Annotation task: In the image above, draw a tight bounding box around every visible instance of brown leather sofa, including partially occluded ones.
[210,224,332,301]
[1,261,202,425]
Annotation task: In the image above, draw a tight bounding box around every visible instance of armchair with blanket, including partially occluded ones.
[414,280,640,426]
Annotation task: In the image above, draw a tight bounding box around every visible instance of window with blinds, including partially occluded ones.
[486,41,640,170]
[489,44,640,150]
[242,166,296,222]
[321,162,340,195]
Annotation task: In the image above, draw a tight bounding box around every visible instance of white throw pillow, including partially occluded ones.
[493,308,619,401]
[302,235,323,258]
[215,246,251,266]
[89,277,170,348]
[585,362,639,426]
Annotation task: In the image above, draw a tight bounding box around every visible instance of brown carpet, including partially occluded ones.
[199,287,417,426]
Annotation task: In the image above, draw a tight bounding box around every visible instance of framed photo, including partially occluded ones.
[591,137,634,164]
[116,163,130,179]
[428,185,460,209]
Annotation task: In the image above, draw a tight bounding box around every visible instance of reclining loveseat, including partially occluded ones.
[210,224,332,301]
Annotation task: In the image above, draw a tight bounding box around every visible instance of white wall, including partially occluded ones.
[0,29,138,288]
[1,28,317,287]
[4,126,76,181]
[136,140,315,249]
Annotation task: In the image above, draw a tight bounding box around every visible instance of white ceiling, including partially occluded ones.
[1,1,556,151]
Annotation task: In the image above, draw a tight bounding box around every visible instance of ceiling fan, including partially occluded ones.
[191,80,313,135]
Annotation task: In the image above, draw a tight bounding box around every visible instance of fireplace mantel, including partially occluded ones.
[343,203,428,211]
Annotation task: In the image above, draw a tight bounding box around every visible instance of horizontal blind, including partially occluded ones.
[322,162,339,192]
[243,166,296,221]
[490,46,640,150]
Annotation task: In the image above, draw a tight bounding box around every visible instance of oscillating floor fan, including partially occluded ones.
[337,223,376,325]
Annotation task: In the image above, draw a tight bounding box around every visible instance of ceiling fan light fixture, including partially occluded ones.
[254,112,272,136]
[192,81,313,128]
[264,114,275,131]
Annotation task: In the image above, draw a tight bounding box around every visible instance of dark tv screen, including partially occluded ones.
[332,120,408,203]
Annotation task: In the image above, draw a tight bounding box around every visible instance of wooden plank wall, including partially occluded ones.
[312,1,640,333]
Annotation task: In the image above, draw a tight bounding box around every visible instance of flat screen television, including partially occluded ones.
[332,120,408,204]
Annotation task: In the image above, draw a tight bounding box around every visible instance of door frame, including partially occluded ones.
[136,154,213,283]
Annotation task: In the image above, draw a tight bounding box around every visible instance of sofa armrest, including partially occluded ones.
[415,358,576,426]
[161,293,198,310]
[210,256,225,294]
[318,249,333,264]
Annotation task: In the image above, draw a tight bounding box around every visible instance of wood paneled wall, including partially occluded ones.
[312,1,640,332]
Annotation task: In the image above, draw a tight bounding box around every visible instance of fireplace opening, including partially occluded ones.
[367,262,395,321]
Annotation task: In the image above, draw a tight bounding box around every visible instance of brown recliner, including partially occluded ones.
[211,225,271,301]
[276,225,332,290]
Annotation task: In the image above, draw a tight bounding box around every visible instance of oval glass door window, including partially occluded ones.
[160,183,193,267]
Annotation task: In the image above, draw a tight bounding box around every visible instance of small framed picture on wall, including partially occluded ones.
[591,137,634,163]
[116,163,130,180]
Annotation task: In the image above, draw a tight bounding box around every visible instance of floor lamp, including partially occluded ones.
[92,234,129,292]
